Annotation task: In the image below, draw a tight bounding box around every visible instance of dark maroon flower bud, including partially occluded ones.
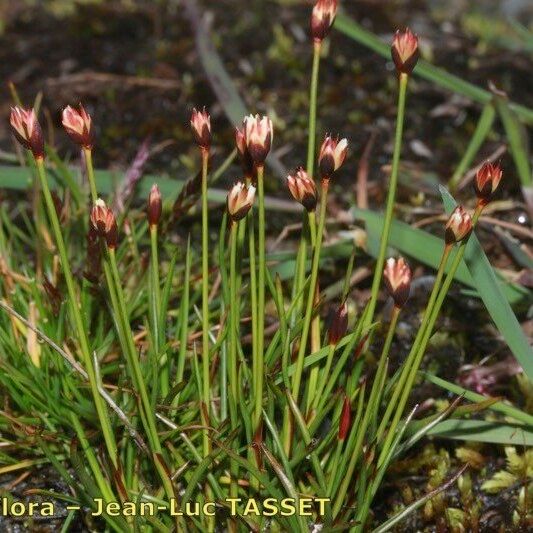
[243,114,273,165]
[190,108,211,149]
[383,257,411,308]
[318,134,348,178]
[391,29,419,75]
[474,162,503,205]
[328,300,348,346]
[311,0,338,43]
[90,199,118,249]
[445,206,473,245]
[62,104,94,149]
[338,395,351,441]
[147,184,162,228]
[10,106,44,159]
[287,167,318,212]
[227,181,256,222]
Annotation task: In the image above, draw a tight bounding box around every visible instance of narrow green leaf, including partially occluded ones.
[427,419,533,445]
[440,186,533,381]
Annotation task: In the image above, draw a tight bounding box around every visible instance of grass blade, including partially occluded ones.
[440,186,533,381]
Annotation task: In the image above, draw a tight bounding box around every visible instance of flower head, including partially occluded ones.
[311,0,338,43]
[338,395,351,441]
[227,181,256,222]
[147,184,162,228]
[383,257,411,308]
[90,199,118,249]
[190,108,211,149]
[286,167,318,212]
[445,206,473,245]
[62,104,94,149]
[243,114,273,165]
[328,300,348,346]
[10,106,44,158]
[391,29,419,75]
[235,127,254,178]
[474,162,503,205]
[318,134,348,178]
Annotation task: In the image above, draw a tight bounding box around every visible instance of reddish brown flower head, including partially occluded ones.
[318,134,348,178]
[338,395,351,441]
[286,167,318,212]
[383,257,411,308]
[391,29,419,75]
[147,184,162,228]
[328,300,348,346]
[474,162,503,205]
[445,206,473,245]
[311,0,338,43]
[90,199,118,249]
[10,106,44,158]
[243,114,273,165]
[227,181,256,222]
[190,108,211,149]
[235,127,254,178]
[62,104,94,149]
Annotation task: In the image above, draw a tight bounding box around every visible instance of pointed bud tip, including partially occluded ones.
[474,161,503,205]
[311,0,338,42]
[190,107,211,149]
[391,28,419,75]
[287,167,318,212]
[445,206,473,244]
[148,184,162,227]
[383,257,412,308]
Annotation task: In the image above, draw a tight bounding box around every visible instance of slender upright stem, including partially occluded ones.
[306,40,322,175]
[35,158,117,467]
[366,73,409,327]
[83,148,98,203]
[370,306,400,431]
[200,147,213,532]
[254,164,266,432]
[200,148,211,456]
[228,220,239,528]
[228,221,239,416]
[107,248,161,452]
[150,226,166,397]
[376,244,451,445]
[380,207,484,463]
[292,178,330,403]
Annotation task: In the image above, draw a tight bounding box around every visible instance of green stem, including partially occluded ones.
[370,306,400,434]
[200,148,211,457]
[376,244,451,446]
[35,158,118,467]
[107,248,160,452]
[228,221,239,416]
[291,178,330,404]
[228,220,239,521]
[150,226,166,398]
[306,40,321,175]
[200,148,213,532]
[366,73,409,328]
[83,148,98,203]
[382,212,483,465]
[311,343,336,411]
[254,164,266,432]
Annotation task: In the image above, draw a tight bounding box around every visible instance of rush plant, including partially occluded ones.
[0,2,530,532]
